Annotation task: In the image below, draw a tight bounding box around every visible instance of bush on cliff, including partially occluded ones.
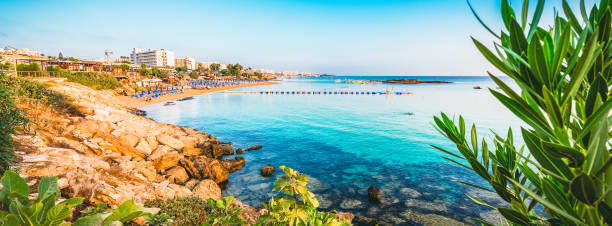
[0,82,28,174]
[0,73,81,116]
[63,72,120,90]
[433,0,611,225]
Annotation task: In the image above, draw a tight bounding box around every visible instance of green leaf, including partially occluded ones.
[103,200,145,224]
[598,202,612,225]
[527,0,545,40]
[0,171,29,207]
[570,173,599,205]
[36,176,60,202]
[497,207,530,225]
[540,141,585,167]
[577,96,612,140]
[467,0,501,39]
[45,203,72,226]
[472,38,515,77]
[73,214,105,226]
[509,180,587,225]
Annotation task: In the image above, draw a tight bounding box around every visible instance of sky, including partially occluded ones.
[0,0,597,76]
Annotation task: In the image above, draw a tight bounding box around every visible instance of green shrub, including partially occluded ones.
[145,212,173,226]
[0,73,81,116]
[145,197,209,225]
[202,196,245,226]
[433,0,611,225]
[63,72,120,90]
[0,82,28,174]
[145,196,245,226]
[256,166,350,226]
[0,171,84,225]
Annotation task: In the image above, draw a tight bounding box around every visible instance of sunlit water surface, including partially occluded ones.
[143,76,523,223]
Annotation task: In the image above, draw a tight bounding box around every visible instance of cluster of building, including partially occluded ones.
[0,46,318,77]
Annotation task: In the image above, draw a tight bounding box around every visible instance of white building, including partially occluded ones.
[175,56,196,70]
[130,48,175,67]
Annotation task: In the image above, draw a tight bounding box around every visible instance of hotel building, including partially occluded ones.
[175,56,196,70]
[130,48,175,67]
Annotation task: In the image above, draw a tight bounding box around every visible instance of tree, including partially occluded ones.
[188,71,199,79]
[120,64,130,75]
[210,63,221,74]
[16,63,40,71]
[432,1,611,225]
[175,66,188,73]
[141,63,147,70]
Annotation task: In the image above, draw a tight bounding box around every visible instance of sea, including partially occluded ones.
[143,76,524,224]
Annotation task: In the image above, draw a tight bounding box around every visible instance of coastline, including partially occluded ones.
[116,81,278,109]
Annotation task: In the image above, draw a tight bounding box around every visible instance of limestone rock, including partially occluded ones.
[221,157,246,173]
[153,151,180,172]
[135,139,153,156]
[184,179,199,190]
[192,180,221,200]
[181,157,228,184]
[157,135,184,151]
[166,166,189,184]
[146,136,158,150]
[235,148,244,155]
[121,134,140,147]
[260,164,275,177]
[148,145,171,161]
[183,147,204,156]
[180,136,199,149]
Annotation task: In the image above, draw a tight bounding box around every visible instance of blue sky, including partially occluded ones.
[0,0,596,75]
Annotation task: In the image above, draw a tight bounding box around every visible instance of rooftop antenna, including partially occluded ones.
[104,49,114,62]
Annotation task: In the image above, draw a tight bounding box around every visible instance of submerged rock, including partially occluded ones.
[339,199,363,209]
[368,185,384,204]
[399,209,469,226]
[260,164,275,177]
[245,145,262,151]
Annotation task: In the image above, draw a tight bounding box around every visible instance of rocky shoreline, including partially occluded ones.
[13,80,271,223]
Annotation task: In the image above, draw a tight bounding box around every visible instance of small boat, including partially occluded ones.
[473,86,482,89]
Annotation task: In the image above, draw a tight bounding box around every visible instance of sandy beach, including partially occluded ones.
[115,81,278,109]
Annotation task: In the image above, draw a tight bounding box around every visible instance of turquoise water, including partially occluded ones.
[143,76,523,223]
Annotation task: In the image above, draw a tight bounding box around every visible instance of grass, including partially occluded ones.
[63,72,120,90]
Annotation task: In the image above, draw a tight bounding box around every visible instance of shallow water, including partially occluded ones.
[143,76,523,223]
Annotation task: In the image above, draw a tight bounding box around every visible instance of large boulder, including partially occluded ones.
[221,143,234,155]
[260,164,275,177]
[192,180,221,200]
[148,145,171,161]
[157,135,184,151]
[146,136,158,150]
[180,157,228,184]
[221,157,245,173]
[135,139,153,156]
[180,136,199,149]
[368,185,384,204]
[210,144,225,158]
[166,166,189,184]
[121,134,140,147]
[183,147,204,156]
[153,151,180,172]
